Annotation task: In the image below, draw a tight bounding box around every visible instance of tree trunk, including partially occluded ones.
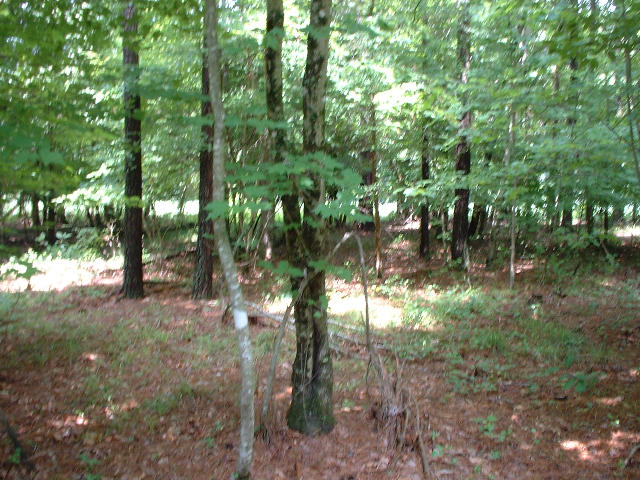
[561,207,572,229]
[468,203,485,238]
[604,207,609,233]
[122,1,144,298]
[369,99,382,277]
[265,0,285,263]
[31,194,41,227]
[617,0,640,187]
[585,200,594,234]
[206,2,255,477]
[286,0,335,435]
[192,40,215,300]
[505,109,516,288]
[44,199,56,245]
[451,0,471,266]
[419,129,430,258]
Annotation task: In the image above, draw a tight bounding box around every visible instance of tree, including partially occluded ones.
[192,37,215,300]
[285,0,336,435]
[451,0,471,265]
[205,0,255,477]
[419,128,430,258]
[122,0,144,298]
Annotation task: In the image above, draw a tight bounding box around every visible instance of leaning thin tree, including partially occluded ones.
[205,0,255,478]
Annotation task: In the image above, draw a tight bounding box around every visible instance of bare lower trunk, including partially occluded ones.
[206,1,255,477]
[31,194,40,227]
[192,41,215,300]
[451,0,470,266]
[122,1,143,298]
[585,201,594,234]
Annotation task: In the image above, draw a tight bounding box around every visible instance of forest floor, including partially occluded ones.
[1,223,639,480]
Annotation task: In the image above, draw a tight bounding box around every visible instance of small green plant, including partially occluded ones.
[474,414,512,442]
[431,444,444,458]
[340,399,355,409]
[79,453,101,480]
[202,421,224,449]
[470,327,508,353]
[8,448,22,465]
[560,371,600,393]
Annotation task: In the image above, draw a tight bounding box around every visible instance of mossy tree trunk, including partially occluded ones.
[122,0,143,299]
[285,0,335,435]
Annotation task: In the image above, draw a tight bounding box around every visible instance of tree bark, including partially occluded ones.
[468,203,486,238]
[31,194,40,227]
[369,98,382,277]
[265,0,285,265]
[451,0,470,266]
[206,1,255,477]
[44,199,56,245]
[192,39,215,300]
[286,0,335,435]
[618,0,640,187]
[506,109,516,289]
[419,129,430,258]
[122,0,143,298]
[585,200,594,234]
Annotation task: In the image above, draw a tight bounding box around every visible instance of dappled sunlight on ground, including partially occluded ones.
[2,230,640,479]
[561,430,639,463]
[1,257,122,292]
[615,225,640,239]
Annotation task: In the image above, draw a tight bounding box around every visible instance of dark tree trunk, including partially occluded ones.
[57,206,66,225]
[477,205,488,236]
[192,42,215,300]
[419,130,430,258]
[122,1,144,298]
[468,203,486,238]
[86,209,95,227]
[44,200,56,245]
[561,207,572,229]
[604,208,609,233]
[611,207,624,225]
[264,1,286,265]
[31,194,41,227]
[286,0,335,435]
[585,200,594,234]
[451,1,471,264]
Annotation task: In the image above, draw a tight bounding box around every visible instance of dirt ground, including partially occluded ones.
[1,228,639,480]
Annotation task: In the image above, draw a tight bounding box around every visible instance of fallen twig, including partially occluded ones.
[625,441,640,468]
[413,397,437,480]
